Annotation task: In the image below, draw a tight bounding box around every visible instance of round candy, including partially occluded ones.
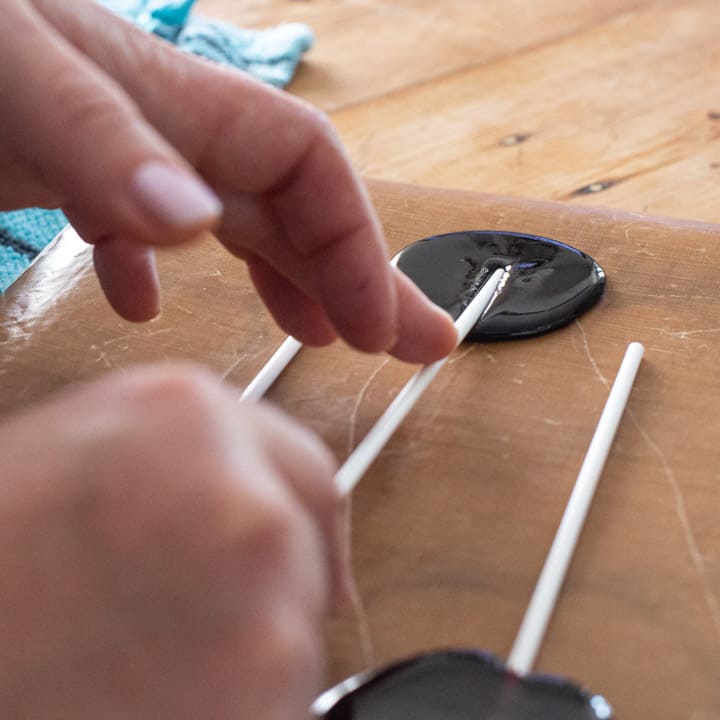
[394,231,606,340]
[313,649,612,719]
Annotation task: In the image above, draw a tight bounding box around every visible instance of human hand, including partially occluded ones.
[0,365,344,718]
[1,0,456,363]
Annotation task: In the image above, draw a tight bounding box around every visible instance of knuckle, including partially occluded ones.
[121,363,222,420]
[303,105,335,139]
[249,501,328,599]
[81,364,228,504]
[242,500,299,566]
[52,65,138,137]
[255,609,318,679]
[239,499,326,604]
[62,366,248,592]
[268,621,313,671]
[298,105,340,156]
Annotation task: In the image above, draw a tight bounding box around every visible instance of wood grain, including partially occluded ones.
[2,180,719,717]
[4,1,720,717]
[198,0,720,223]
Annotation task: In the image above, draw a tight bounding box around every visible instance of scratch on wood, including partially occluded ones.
[575,320,607,385]
[220,353,247,381]
[347,358,390,454]
[574,320,720,646]
[172,302,194,316]
[542,417,561,426]
[642,346,682,356]
[342,496,376,667]
[660,327,720,339]
[147,327,174,337]
[90,344,112,368]
[102,334,135,348]
[448,345,475,365]
[628,410,720,649]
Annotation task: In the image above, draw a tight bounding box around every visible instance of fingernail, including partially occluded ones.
[131,161,223,227]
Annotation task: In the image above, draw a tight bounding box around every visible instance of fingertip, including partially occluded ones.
[426,305,459,356]
[130,161,223,235]
[317,252,399,355]
[93,238,161,322]
[390,307,457,363]
[388,268,458,363]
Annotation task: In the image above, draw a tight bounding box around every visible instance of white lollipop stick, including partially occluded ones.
[506,341,644,676]
[241,336,303,401]
[335,267,507,496]
[243,251,404,401]
[240,262,503,402]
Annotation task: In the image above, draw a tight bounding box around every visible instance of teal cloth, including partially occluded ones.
[0,210,69,291]
[99,0,314,86]
[0,0,313,291]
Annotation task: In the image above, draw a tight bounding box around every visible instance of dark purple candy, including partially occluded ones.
[312,649,612,719]
[394,231,606,340]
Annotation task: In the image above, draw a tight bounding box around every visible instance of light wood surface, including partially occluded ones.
[202,0,720,224]
[4,1,720,718]
[3,181,720,717]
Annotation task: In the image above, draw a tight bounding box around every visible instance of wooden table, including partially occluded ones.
[203,0,720,224]
[3,2,720,717]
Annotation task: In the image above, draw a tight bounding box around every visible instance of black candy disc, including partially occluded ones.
[394,231,606,341]
[313,649,612,720]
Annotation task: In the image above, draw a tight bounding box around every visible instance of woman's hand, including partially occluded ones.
[0,365,345,718]
[1,0,456,362]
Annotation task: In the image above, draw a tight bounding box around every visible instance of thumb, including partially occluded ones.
[1,1,222,248]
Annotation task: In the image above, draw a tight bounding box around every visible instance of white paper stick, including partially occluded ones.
[506,341,644,676]
[240,336,303,401]
[242,250,402,401]
[334,267,507,496]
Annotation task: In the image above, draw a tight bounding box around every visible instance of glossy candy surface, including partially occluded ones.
[394,231,606,340]
[313,650,612,720]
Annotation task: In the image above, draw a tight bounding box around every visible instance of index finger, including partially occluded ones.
[201,79,400,353]
[35,2,454,357]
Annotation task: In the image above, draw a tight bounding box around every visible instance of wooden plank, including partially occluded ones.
[197,0,677,111]
[2,180,719,717]
[193,1,720,222]
[328,1,720,222]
